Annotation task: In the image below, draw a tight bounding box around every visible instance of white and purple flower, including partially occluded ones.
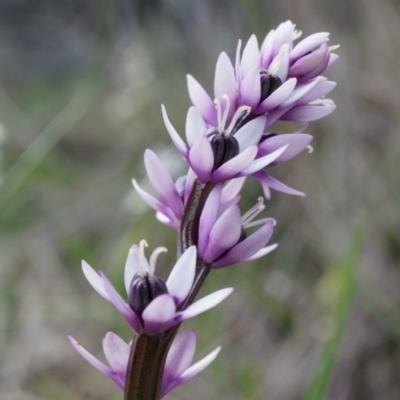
[81,241,233,335]
[69,328,220,398]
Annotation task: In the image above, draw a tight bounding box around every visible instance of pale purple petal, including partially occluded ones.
[212,146,257,182]
[124,246,140,294]
[272,20,295,57]
[260,29,276,67]
[189,136,214,183]
[177,288,233,320]
[102,332,130,378]
[257,133,313,162]
[220,177,245,205]
[142,294,176,335]
[290,32,330,61]
[203,205,242,263]
[186,75,217,125]
[246,243,279,261]
[162,347,221,397]
[328,53,339,68]
[240,66,262,109]
[281,104,336,121]
[240,145,289,175]
[68,336,125,390]
[234,116,266,152]
[214,52,237,119]
[100,272,141,332]
[280,79,320,108]
[235,39,242,83]
[290,44,328,77]
[254,171,305,197]
[198,184,223,256]
[240,34,260,76]
[166,246,196,305]
[299,52,330,81]
[213,221,274,268]
[132,179,177,224]
[256,78,297,113]
[82,260,109,301]
[185,107,207,147]
[161,105,188,157]
[299,80,336,104]
[162,329,196,395]
[144,150,183,219]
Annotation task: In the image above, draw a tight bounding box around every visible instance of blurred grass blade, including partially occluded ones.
[0,85,96,209]
[303,225,364,400]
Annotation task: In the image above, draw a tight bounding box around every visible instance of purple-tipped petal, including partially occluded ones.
[162,329,196,394]
[189,136,214,183]
[290,44,329,77]
[241,145,289,175]
[240,66,261,109]
[256,78,297,113]
[254,171,306,197]
[328,53,339,68]
[132,179,177,225]
[178,288,233,320]
[240,34,260,76]
[198,184,223,256]
[234,115,266,152]
[246,243,279,261]
[280,79,320,108]
[257,133,313,162]
[186,75,217,126]
[100,272,141,332]
[144,150,183,219]
[82,261,109,301]
[213,221,274,268]
[281,104,336,121]
[212,146,257,182]
[185,107,207,147]
[68,336,125,390]
[142,294,176,335]
[203,205,242,263]
[102,332,130,378]
[166,246,196,305]
[161,105,188,157]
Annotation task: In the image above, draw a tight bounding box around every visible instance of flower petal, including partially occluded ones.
[298,80,336,104]
[189,136,214,183]
[82,260,109,301]
[220,177,245,205]
[166,246,197,305]
[102,332,130,378]
[185,107,207,147]
[257,133,312,162]
[203,205,242,263]
[100,272,141,332]
[177,288,233,320]
[246,243,279,261]
[254,171,306,197]
[256,78,297,113]
[234,115,266,152]
[281,104,336,121]
[187,75,217,125]
[142,294,177,335]
[162,329,196,394]
[213,221,274,268]
[240,66,261,109]
[198,184,223,256]
[290,32,329,61]
[68,336,125,390]
[161,105,188,157]
[240,34,260,77]
[144,150,183,220]
[240,145,289,175]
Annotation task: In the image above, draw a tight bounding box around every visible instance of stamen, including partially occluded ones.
[131,240,150,276]
[307,145,314,154]
[293,28,303,41]
[268,44,289,76]
[226,105,251,135]
[241,197,265,227]
[221,95,231,133]
[214,97,223,133]
[329,44,340,51]
[149,247,168,275]
[244,217,276,229]
[309,98,334,106]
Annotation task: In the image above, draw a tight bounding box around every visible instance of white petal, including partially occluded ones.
[185,107,207,147]
[161,105,188,156]
[102,332,130,377]
[82,260,109,301]
[234,115,266,152]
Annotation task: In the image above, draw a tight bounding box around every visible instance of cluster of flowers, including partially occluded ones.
[69,21,337,398]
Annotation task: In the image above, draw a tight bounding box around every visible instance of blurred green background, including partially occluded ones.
[0,0,399,399]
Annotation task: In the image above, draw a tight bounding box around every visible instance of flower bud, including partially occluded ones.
[128,273,168,317]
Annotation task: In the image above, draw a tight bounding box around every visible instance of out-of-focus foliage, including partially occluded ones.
[0,1,399,399]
